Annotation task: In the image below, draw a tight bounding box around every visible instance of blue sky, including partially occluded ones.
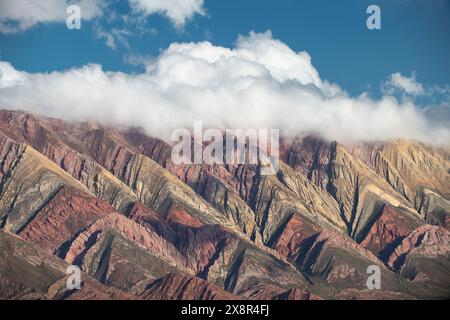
[0,0,449,101]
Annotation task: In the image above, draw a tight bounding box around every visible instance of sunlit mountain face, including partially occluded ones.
[0,0,449,301]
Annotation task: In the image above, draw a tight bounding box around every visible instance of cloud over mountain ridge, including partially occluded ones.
[0,31,448,145]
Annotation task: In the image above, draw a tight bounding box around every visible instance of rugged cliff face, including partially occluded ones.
[0,109,449,300]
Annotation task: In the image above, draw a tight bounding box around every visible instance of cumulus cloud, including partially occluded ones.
[0,0,104,33]
[129,0,205,28]
[383,72,425,96]
[0,31,448,145]
[0,61,28,88]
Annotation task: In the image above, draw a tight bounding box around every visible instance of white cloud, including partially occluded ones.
[0,61,28,88]
[124,53,154,67]
[129,0,205,28]
[148,31,341,97]
[0,31,448,145]
[0,0,104,33]
[93,23,132,50]
[0,0,204,35]
[384,72,425,96]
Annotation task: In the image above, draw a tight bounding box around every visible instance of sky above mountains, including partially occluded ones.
[0,0,449,98]
[0,0,449,144]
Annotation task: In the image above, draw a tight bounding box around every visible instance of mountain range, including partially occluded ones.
[0,109,449,300]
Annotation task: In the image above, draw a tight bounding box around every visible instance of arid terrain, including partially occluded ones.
[0,109,449,300]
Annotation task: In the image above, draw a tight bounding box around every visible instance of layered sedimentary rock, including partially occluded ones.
[281,137,424,251]
[0,110,449,300]
[359,205,420,257]
[0,231,136,300]
[134,272,239,300]
[0,138,91,233]
[0,111,139,213]
[386,225,450,297]
[18,186,112,255]
[352,141,450,228]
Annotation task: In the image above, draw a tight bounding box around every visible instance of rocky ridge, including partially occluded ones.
[0,109,449,300]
